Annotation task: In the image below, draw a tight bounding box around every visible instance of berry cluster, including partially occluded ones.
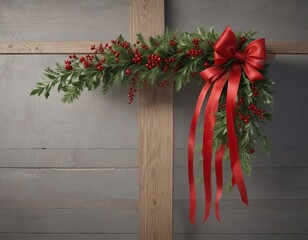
[132,49,142,65]
[128,79,137,104]
[91,44,104,54]
[79,54,94,68]
[251,84,259,97]
[186,48,203,58]
[169,39,177,46]
[239,113,251,124]
[238,36,248,46]
[146,54,161,70]
[248,103,266,119]
[64,54,77,70]
[162,57,176,72]
[192,38,200,47]
[64,60,73,70]
[237,98,244,107]
[94,56,107,71]
[141,44,149,50]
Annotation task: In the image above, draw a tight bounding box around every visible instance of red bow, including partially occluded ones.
[188,27,266,223]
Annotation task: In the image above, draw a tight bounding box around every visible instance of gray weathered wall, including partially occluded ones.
[0,0,307,239]
[168,0,308,239]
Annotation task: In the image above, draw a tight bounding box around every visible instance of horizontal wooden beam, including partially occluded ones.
[266,42,308,54]
[0,41,307,54]
[0,42,102,54]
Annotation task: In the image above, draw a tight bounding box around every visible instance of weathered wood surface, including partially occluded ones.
[0,0,307,240]
[131,0,173,239]
[0,168,307,202]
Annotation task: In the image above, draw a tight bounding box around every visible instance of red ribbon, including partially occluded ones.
[188,27,266,223]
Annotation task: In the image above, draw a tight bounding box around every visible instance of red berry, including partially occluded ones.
[249,148,255,154]
[125,69,131,76]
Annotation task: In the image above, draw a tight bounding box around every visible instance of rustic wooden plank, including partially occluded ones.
[0,209,138,233]
[0,169,138,200]
[0,234,307,240]
[131,0,173,240]
[266,42,308,54]
[0,41,307,54]
[0,198,306,210]
[0,42,102,54]
[0,149,138,168]
[0,206,307,234]
[1,148,307,168]
[0,168,307,210]
[0,0,130,42]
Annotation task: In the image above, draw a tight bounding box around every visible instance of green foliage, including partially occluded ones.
[31,27,274,188]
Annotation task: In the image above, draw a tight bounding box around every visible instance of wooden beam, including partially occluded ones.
[131,0,173,240]
[266,42,308,54]
[0,42,101,54]
[0,41,307,55]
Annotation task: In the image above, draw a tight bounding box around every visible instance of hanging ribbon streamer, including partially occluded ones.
[188,26,266,223]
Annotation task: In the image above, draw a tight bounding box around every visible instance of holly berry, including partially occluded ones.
[249,148,255,154]
[204,62,210,68]
[125,69,131,76]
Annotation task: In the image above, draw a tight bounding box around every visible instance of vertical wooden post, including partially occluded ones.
[131,0,173,239]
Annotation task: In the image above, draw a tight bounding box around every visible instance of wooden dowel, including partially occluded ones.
[0,41,307,55]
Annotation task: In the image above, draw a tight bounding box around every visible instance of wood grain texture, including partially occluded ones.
[0,41,307,54]
[0,42,102,54]
[131,0,173,239]
[266,42,308,54]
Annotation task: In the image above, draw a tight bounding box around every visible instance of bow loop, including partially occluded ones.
[212,27,266,81]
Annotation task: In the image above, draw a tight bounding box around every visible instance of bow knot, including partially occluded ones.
[211,26,266,82]
[233,51,246,63]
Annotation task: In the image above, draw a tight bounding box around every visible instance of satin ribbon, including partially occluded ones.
[188,26,266,223]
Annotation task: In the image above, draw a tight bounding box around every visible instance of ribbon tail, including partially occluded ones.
[215,144,225,222]
[188,81,211,224]
[202,74,228,222]
[226,63,248,205]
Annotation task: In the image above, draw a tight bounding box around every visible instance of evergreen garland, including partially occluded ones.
[31,27,274,182]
